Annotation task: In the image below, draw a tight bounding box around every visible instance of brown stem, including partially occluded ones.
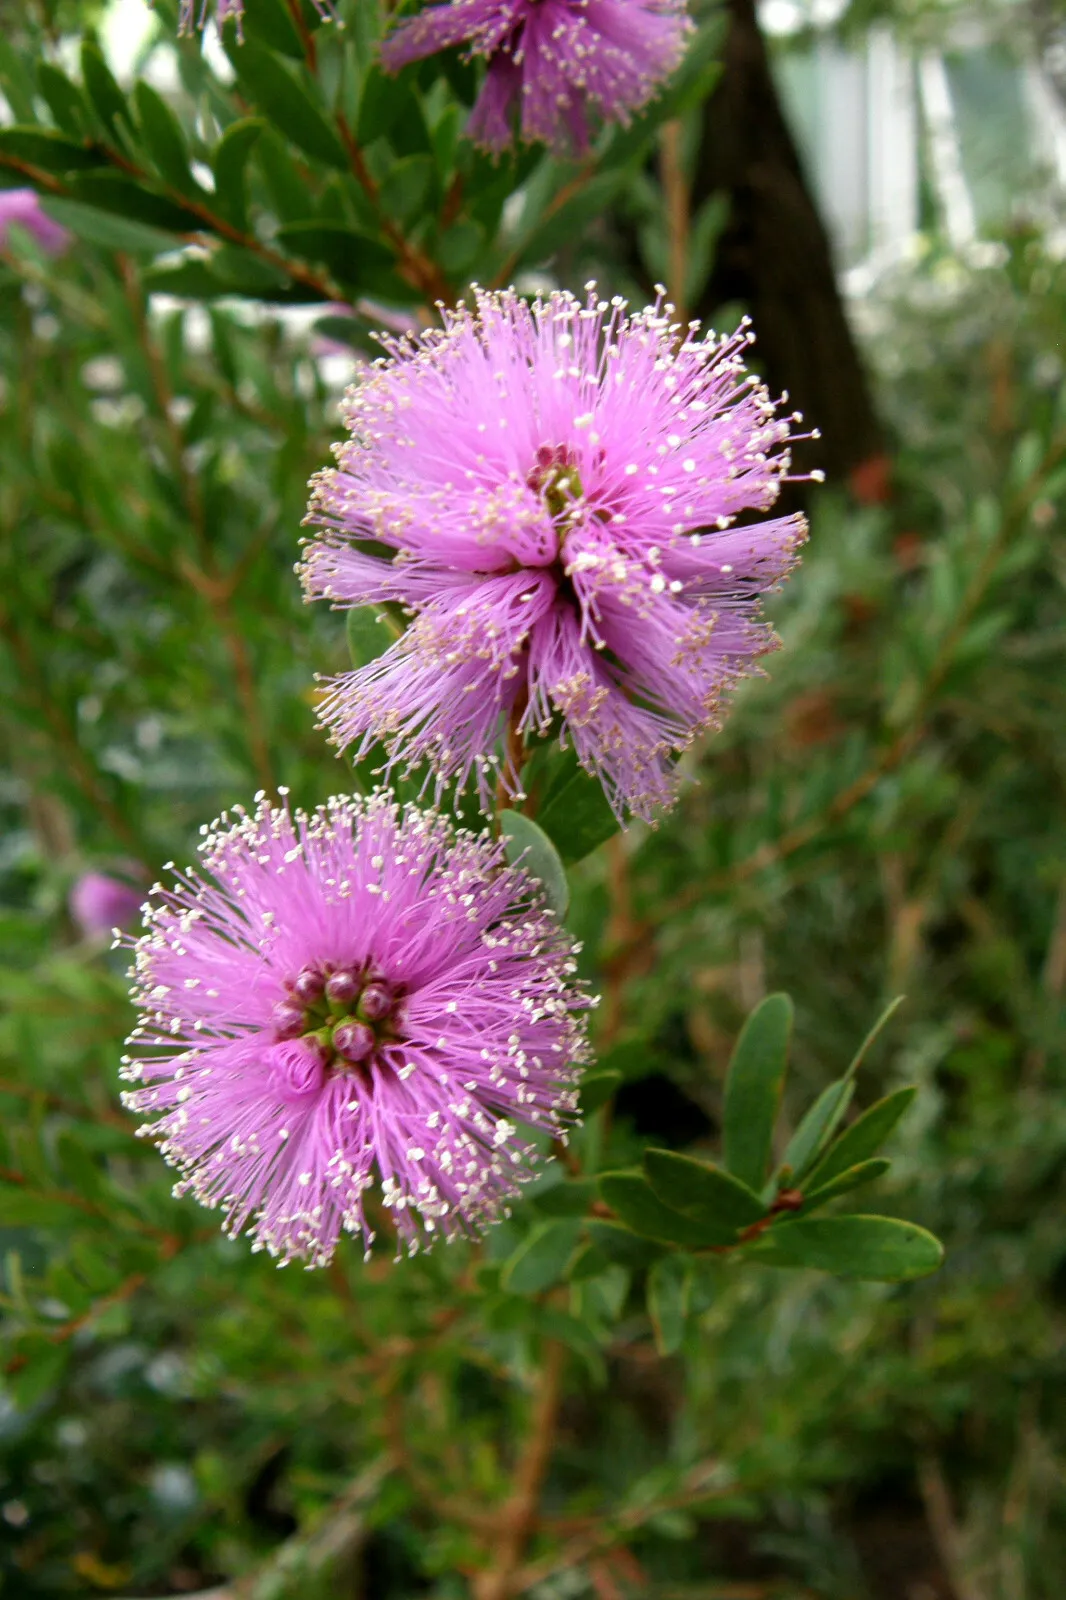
[659,119,690,321]
[495,686,530,817]
[475,1340,566,1600]
[333,112,454,305]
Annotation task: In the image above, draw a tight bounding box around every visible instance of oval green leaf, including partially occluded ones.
[501,1218,582,1295]
[644,1149,764,1241]
[599,1172,722,1248]
[722,993,793,1191]
[500,810,569,920]
[747,1215,944,1281]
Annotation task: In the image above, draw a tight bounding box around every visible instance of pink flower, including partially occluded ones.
[70,873,144,939]
[0,190,69,257]
[300,287,807,820]
[121,791,590,1266]
[381,0,693,154]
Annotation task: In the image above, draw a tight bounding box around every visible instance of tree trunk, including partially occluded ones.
[693,0,884,487]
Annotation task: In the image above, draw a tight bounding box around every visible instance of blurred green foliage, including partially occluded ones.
[0,1,1063,1597]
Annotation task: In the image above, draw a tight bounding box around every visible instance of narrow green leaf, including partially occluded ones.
[276,221,397,290]
[66,173,199,234]
[501,1218,582,1294]
[843,995,907,1081]
[0,1190,88,1228]
[40,196,176,254]
[598,1172,721,1248]
[797,1158,891,1213]
[8,1344,70,1411]
[807,1086,917,1191]
[37,63,89,138]
[746,1215,944,1281]
[722,993,793,1191]
[780,1078,855,1184]
[647,1255,691,1355]
[379,154,435,226]
[212,117,263,232]
[779,999,906,1185]
[644,1150,763,1241]
[500,811,569,920]
[80,42,132,142]
[237,0,306,57]
[579,1071,622,1116]
[227,40,348,171]
[0,128,103,174]
[134,82,195,194]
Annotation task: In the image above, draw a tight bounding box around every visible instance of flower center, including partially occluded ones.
[270,965,402,1073]
[528,444,584,535]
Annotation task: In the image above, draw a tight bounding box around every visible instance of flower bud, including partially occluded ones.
[271,1000,306,1040]
[333,1020,375,1063]
[357,982,393,1022]
[325,968,360,1006]
[291,967,325,1005]
[268,1038,326,1103]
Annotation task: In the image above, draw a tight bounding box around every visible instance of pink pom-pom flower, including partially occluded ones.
[300,286,807,820]
[381,0,693,154]
[120,791,590,1266]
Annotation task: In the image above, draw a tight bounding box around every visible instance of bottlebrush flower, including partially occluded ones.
[71,872,144,939]
[120,791,589,1266]
[381,0,692,153]
[300,287,807,820]
[0,189,69,256]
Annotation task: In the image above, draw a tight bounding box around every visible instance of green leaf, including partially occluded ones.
[532,1178,596,1217]
[212,117,263,232]
[66,173,200,235]
[500,811,569,919]
[647,1254,690,1355]
[80,42,132,143]
[779,999,906,1184]
[0,127,104,173]
[237,0,306,57]
[37,63,89,139]
[780,1079,855,1185]
[227,40,348,171]
[357,67,430,153]
[798,1158,891,1213]
[807,1087,917,1191]
[346,606,402,668]
[567,1241,612,1281]
[8,1344,70,1411]
[501,1218,582,1294]
[379,155,435,226]
[599,1172,721,1248]
[722,993,793,1191]
[747,1215,944,1281]
[0,1189,86,1229]
[644,1150,764,1242]
[527,744,618,865]
[134,82,195,195]
[585,1219,664,1268]
[579,1071,622,1116]
[42,195,180,254]
[276,221,396,288]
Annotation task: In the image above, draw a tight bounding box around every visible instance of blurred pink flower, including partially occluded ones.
[71,873,144,939]
[0,189,69,257]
